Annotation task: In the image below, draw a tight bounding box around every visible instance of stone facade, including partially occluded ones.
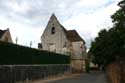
[71,59,86,72]
[39,14,87,72]
[0,28,13,43]
[41,14,68,54]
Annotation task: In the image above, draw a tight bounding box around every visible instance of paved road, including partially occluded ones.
[48,71,108,83]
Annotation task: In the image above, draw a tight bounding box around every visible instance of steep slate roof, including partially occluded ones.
[66,30,85,43]
[0,29,6,38]
[60,24,85,43]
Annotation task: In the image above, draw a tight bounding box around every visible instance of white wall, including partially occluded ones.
[41,16,68,54]
[71,41,86,59]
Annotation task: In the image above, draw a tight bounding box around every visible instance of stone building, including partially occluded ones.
[39,14,87,72]
[0,28,13,43]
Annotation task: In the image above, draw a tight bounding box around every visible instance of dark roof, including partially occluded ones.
[59,21,85,43]
[0,29,6,38]
[66,30,85,43]
[49,14,85,43]
[59,22,84,43]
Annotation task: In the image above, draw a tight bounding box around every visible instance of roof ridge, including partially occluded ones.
[0,29,7,38]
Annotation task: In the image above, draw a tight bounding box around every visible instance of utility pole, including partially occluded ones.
[30,41,32,48]
[15,37,18,44]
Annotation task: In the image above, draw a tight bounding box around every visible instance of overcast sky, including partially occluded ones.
[0,0,121,49]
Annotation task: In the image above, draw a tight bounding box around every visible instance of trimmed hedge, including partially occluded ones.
[0,41,70,64]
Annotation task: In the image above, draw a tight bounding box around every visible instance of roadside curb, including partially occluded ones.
[29,73,81,83]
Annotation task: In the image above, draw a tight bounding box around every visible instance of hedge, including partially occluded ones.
[0,41,70,64]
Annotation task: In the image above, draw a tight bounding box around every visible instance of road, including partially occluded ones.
[48,71,108,83]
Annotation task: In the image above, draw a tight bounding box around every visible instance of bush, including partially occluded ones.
[85,60,90,73]
[0,41,70,64]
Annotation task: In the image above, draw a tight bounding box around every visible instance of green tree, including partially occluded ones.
[111,0,125,26]
[89,29,113,66]
[89,0,125,66]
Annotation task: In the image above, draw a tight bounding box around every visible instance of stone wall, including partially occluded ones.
[0,64,70,83]
[71,59,86,73]
[71,41,86,59]
[106,62,120,83]
[106,60,125,83]
[70,41,86,73]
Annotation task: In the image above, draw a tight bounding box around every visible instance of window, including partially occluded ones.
[51,27,55,34]
[38,43,42,49]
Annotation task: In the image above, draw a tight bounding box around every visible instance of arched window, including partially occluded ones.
[51,27,55,34]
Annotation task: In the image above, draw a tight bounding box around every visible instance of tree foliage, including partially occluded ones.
[89,0,125,66]
[111,0,125,26]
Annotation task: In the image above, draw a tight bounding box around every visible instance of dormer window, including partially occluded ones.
[51,27,55,34]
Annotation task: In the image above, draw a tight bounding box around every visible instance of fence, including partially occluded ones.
[0,64,71,83]
[0,39,71,83]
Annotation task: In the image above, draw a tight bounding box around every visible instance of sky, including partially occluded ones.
[0,0,121,49]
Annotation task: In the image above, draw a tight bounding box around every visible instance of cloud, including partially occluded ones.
[0,14,43,48]
[63,0,120,48]
[0,0,121,49]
